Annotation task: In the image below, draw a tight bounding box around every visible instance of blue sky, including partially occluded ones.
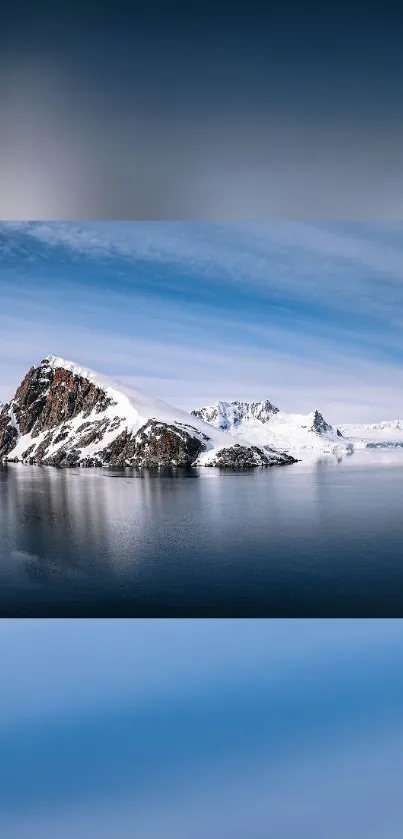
[1,618,403,838]
[2,221,403,422]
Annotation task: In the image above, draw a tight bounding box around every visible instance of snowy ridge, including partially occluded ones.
[192,400,353,461]
[339,419,403,440]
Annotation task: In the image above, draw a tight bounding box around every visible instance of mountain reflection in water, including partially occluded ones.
[1,451,403,616]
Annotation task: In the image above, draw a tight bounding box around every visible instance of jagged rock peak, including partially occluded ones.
[12,356,116,437]
[192,399,279,431]
[309,410,334,435]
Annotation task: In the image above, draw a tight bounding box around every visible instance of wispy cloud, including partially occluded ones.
[6,219,403,295]
[1,221,403,421]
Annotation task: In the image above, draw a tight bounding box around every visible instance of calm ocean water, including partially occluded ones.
[2,451,403,616]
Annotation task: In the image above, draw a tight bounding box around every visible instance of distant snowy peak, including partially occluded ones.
[339,419,403,439]
[0,356,296,469]
[191,399,351,460]
[192,399,279,431]
[192,401,337,437]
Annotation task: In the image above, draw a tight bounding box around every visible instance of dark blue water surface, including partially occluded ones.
[1,451,403,616]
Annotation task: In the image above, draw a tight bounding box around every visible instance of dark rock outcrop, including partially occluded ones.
[309,410,333,435]
[0,410,18,458]
[101,421,206,468]
[205,444,297,468]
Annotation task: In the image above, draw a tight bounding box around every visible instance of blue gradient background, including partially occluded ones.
[2,619,403,837]
[2,2,403,833]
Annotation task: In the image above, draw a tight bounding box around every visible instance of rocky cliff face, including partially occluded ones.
[0,409,18,459]
[0,357,297,470]
[3,360,114,439]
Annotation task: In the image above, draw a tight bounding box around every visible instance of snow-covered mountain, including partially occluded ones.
[0,356,297,469]
[192,400,352,460]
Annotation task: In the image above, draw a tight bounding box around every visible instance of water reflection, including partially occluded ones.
[1,453,403,615]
